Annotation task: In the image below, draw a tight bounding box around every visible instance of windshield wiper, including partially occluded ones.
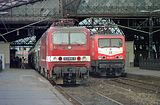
[112,46,121,48]
[100,46,109,48]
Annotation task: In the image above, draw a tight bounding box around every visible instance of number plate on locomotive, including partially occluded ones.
[63,57,76,60]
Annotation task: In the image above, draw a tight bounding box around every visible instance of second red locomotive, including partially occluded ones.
[90,34,126,76]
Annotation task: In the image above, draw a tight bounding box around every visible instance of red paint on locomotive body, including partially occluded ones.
[37,26,91,84]
[90,34,126,76]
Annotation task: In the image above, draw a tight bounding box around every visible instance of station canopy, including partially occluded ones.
[0,0,42,11]
[79,18,124,35]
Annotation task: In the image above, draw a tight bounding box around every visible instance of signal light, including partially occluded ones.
[58,57,62,61]
[77,57,81,61]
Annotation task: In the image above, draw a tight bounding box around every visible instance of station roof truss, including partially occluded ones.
[10,35,36,46]
[0,0,42,11]
[79,18,124,35]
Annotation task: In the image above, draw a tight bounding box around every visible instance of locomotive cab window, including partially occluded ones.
[111,38,122,47]
[98,38,122,48]
[98,39,110,48]
[70,33,86,44]
[53,32,69,44]
[52,32,86,45]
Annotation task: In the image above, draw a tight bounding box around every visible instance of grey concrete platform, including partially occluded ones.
[0,69,73,105]
[125,67,160,78]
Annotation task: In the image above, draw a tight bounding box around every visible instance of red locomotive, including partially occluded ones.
[29,20,91,84]
[90,34,126,76]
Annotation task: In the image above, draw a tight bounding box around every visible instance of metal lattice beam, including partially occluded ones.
[65,0,160,17]
[10,36,36,46]
[0,0,43,11]
[78,18,124,35]
[62,0,81,16]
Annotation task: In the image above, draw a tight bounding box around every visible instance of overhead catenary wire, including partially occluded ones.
[118,22,160,35]
[117,24,149,34]
[151,28,160,34]
[0,17,51,37]
[0,0,59,38]
[0,33,7,42]
[1,17,157,41]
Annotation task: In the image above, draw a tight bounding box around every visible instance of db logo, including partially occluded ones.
[109,51,112,54]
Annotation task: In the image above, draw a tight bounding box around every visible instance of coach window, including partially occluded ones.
[70,32,86,44]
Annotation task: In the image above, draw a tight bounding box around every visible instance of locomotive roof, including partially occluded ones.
[91,34,124,36]
[50,26,86,29]
[49,26,88,31]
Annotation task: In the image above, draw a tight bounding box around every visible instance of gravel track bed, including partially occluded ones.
[110,78,160,93]
[62,85,120,105]
[92,77,160,105]
[61,77,160,105]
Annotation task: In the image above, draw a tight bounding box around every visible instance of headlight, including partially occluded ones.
[119,56,123,59]
[98,56,103,60]
[98,56,106,59]
[82,56,87,61]
[116,56,123,59]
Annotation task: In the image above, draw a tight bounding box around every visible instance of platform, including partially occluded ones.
[0,69,73,105]
[125,67,160,78]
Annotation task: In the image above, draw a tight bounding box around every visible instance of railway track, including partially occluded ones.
[61,85,123,105]
[55,85,83,105]
[45,74,159,105]
[88,87,124,105]
[108,78,160,94]
[90,77,160,105]
[49,79,122,105]
[48,80,83,105]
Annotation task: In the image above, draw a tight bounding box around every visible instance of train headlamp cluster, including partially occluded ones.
[98,56,106,60]
[77,56,81,60]
[47,56,90,62]
[82,56,87,61]
[115,56,123,59]
[58,57,62,61]
[98,55,123,60]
